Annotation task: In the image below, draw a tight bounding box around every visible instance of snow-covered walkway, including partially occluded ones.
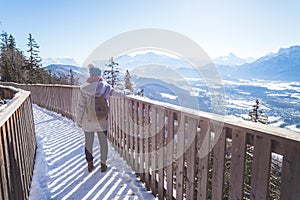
[29,105,155,200]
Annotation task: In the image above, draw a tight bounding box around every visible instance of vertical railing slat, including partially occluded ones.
[186,117,197,200]
[133,101,139,172]
[280,143,300,199]
[166,111,174,199]
[196,119,210,199]
[229,129,247,200]
[0,126,9,199]
[129,100,134,168]
[139,102,145,180]
[176,113,185,200]
[124,97,130,164]
[211,126,227,200]
[150,106,158,196]
[157,108,165,199]
[250,135,271,199]
[12,112,25,198]
[144,104,150,188]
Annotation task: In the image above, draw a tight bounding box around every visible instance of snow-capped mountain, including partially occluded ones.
[40,47,300,132]
[41,58,79,67]
[234,45,300,81]
[213,53,255,66]
[44,64,89,83]
[116,52,191,71]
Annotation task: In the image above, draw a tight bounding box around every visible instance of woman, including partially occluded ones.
[76,64,113,172]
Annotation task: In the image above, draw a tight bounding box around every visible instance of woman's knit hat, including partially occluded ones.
[88,64,102,76]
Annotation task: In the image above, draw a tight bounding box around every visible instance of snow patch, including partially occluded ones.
[160,92,177,100]
[29,105,154,200]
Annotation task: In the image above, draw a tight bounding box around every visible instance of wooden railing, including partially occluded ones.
[3,83,300,199]
[1,83,80,120]
[0,85,36,200]
[109,95,300,200]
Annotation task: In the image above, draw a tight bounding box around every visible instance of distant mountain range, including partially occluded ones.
[44,64,89,84]
[117,45,300,82]
[213,53,256,66]
[218,45,300,81]
[42,45,300,83]
[41,58,79,67]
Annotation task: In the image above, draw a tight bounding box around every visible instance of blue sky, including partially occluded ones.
[1,0,300,66]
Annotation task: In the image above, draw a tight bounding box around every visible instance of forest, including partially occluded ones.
[0,32,79,85]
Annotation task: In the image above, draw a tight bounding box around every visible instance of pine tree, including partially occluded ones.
[124,69,133,93]
[26,33,42,83]
[0,34,25,82]
[103,57,120,88]
[0,32,10,81]
[68,69,80,85]
[0,32,9,50]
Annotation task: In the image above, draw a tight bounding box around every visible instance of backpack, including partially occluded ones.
[86,88,109,122]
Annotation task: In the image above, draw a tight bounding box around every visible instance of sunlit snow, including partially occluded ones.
[29,105,155,200]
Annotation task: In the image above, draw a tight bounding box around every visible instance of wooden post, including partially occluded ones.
[166,110,175,199]
[250,135,271,199]
[211,126,227,200]
[280,143,300,199]
[186,117,197,200]
[150,106,158,196]
[229,129,246,200]
[197,119,210,199]
[176,113,185,200]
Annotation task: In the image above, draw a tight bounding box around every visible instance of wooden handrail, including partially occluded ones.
[0,85,36,200]
[109,94,300,200]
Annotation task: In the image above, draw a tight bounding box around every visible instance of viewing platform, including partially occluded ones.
[1,83,300,200]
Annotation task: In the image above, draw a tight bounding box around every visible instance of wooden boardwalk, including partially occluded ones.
[30,105,154,200]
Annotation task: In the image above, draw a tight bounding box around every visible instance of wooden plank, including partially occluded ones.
[129,101,134,168]
[196,119,210,199]
[115,97,119,150]
[150,106,158,196]
[280,143,300,199]
[118,97,122,152]
[185,117,197,200]
[15,110,27,197]
[118,97,122,155]
[0,125,9,199]
[120,96,125,157]
[133,101,139,172]
[250,135,271,199]
[6,118,17,200]
[211,126,227,200]
[113,97,118,146]
[2,123,13,199]
[144,104,151,188]
[13,111,26,198]
[0,169,3,200]
[166,111,175,199]
[19,104,30,193]
[8,117,22,199]
[139,102,145,181]
[157,108,165,199]
[124,98,130,164]
[110,97,115,143]
[175,113,185,200]
[22,103,31,193]
[229,129,247,200]
[121,96,125,156]
[110,97,115,146]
